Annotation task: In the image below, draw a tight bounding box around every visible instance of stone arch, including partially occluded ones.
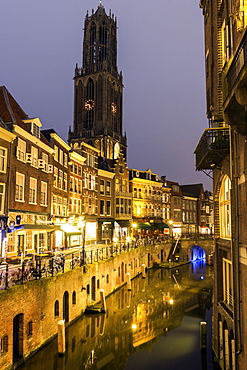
[63,291,69,323]
[190,245,206,261]
[13,313,24,364]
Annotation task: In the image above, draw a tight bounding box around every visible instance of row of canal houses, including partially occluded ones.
[0,86,213,260]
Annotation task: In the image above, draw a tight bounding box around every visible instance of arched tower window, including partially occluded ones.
[76,80,83,127]
[90,22,96,64]
[99,23,107,62]
[85,78,95,129]
[219,175,231,239]
[97,75,103,120]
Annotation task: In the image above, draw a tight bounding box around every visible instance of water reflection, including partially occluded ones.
[19,263,213,370]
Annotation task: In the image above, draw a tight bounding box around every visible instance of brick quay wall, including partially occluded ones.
[0,244,165,370]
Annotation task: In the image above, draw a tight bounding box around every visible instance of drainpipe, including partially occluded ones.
[230,127,242,357]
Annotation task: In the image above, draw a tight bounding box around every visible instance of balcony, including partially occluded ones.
[194,128,229,171]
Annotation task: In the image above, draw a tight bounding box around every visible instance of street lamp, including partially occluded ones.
[78,219,86,265]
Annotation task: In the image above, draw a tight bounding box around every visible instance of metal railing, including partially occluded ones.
[195,128,229,170]
[0,240,146,291]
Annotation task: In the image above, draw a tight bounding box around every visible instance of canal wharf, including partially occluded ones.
[0,238,213,370]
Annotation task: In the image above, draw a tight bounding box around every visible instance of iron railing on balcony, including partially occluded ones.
[194,127,229,171]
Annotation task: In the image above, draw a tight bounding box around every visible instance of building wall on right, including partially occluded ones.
[197,1,247,368]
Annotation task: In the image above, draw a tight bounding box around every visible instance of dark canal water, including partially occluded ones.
[19,261,214,370]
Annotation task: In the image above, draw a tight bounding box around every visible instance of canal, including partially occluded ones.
[19,261,214,370]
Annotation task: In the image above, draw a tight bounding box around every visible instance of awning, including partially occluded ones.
[98,218,115,223]
[136,222,151,230]
[153,222,170,230]
[7,224,59,233]
[116,220,130,228]
[59,224,81,235]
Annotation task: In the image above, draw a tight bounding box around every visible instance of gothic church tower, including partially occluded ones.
[68,2,127,162]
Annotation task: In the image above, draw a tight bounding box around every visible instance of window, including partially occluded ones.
[86,153,95,167]
[84,172,89,188]
[54,300,59,317]
[42,152,48,172]
[29,177,37,204]
[54,167,58,187]
[64,173,68,191]
[223,258,233,307]
[78,179,82,194]
[32,122,40,138]
[31,146,38,168]
[72,291,76,305]
[54,145,58,161]
[89,175,96,190]
[106,200,111,215]
[40,182,47,206]
[52,195,57,215]
[16,138,26,162]
[63,198,67,216]
[100,180,105,195]
[59,149,63,165]
[16,172,25,202]
[100,200,105,215]
[58,170,63,189]
[27,321,33,336]
[0,147,7,173]
[0,184,5,214]
[219,175,231,239]
[0,335,8,353]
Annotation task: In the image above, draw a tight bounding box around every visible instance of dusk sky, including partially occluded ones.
[1,0,211,190]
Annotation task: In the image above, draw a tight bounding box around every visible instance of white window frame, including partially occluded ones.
[16,138,26,162]
[40,181,47,206]
[0,183,6,214]
[0,147,7,173]
[15,172,25,202]
[29,177,37,204]
[31,146,38,168]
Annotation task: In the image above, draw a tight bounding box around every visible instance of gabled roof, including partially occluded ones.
[0,86,28,126]
[180,184,204,198]
[0,86,51,147]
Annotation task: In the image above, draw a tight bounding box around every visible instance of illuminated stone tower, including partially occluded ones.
[68,2,127,162]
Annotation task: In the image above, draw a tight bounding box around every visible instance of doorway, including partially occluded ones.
[13,313,24,364]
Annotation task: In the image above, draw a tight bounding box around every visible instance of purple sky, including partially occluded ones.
[1,0,211,190]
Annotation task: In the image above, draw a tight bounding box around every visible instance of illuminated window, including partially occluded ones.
[54,145,58,161]
[219,175,231,238]
[0,184,5,214]
[40,181,47,206]
[29,177,37,204]
[15,172,25,202]
[16,138,26,162]
[31,146,38,168]
[100,180,105,195]
[223,258,233,307]
[0,147,7,173]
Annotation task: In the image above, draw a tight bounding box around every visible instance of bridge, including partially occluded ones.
[163,237,214,264]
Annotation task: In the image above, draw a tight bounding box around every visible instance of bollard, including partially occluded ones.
[142,264,146,278]
[58,320,66,355]
[200,321,207,350]
[100,289,106,313]
[126,273,131,290]
[100,314,106,335]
